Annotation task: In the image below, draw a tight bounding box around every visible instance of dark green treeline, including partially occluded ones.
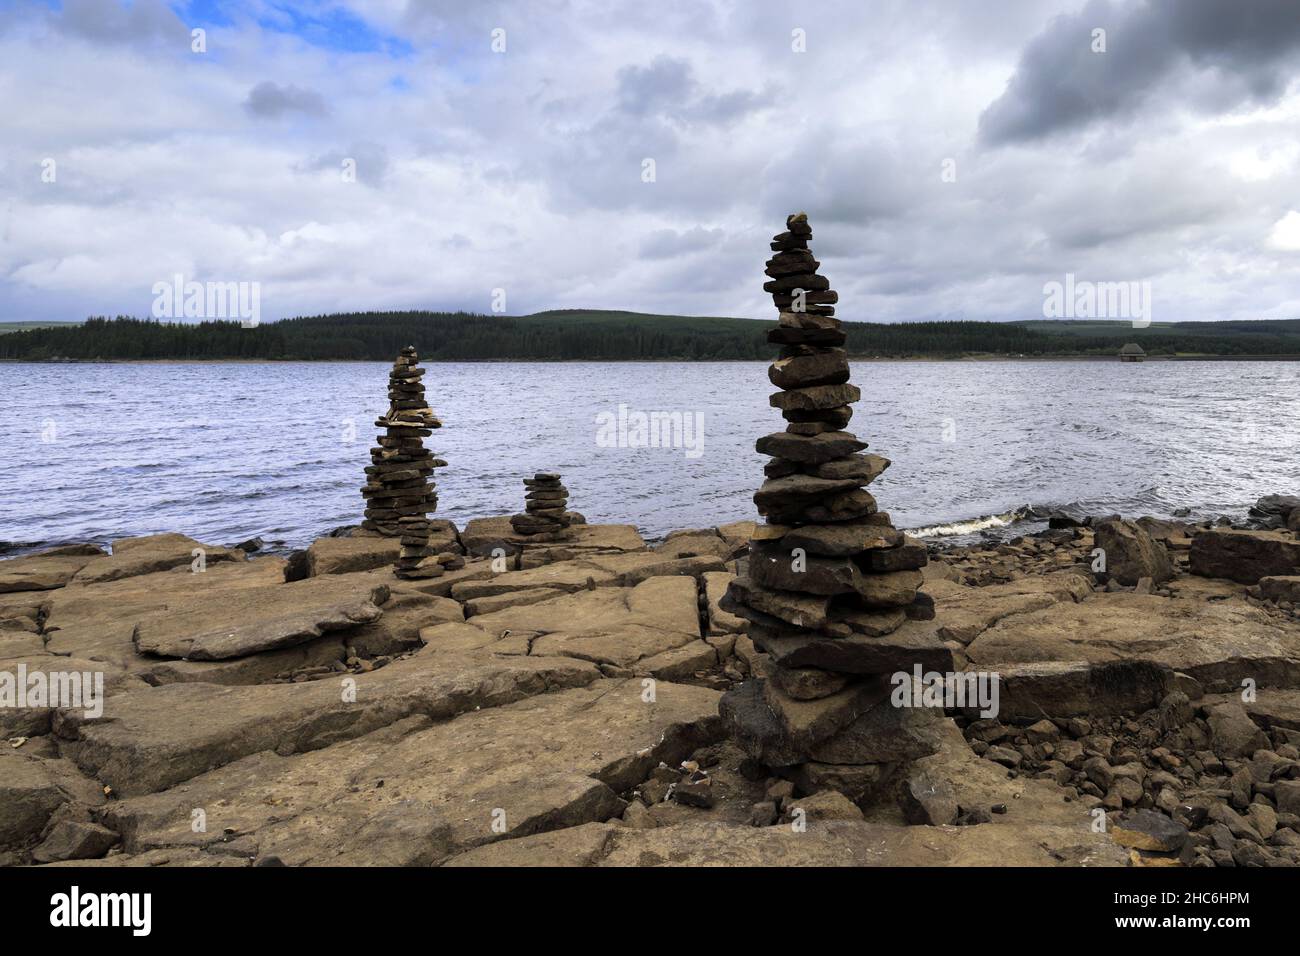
[3,310,1299,361]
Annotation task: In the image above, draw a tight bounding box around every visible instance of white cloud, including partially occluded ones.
[1268,211,1300,252]
[1,0,1298,325]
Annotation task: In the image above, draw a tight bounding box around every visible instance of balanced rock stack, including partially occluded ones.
[509,472,573,539]
[718,213,952,804]
[360,347,453,579]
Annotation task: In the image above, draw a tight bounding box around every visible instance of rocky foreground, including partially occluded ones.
[3,508,1300,867]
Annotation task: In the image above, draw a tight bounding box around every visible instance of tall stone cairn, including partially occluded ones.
[361,346,447,579]
[717,213,952,804]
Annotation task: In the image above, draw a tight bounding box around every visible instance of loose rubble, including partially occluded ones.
[959,693,1300,867]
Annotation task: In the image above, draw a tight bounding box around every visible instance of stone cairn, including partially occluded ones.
[718,213,950,805]
[361,346,454,580]
[509,472,573,540]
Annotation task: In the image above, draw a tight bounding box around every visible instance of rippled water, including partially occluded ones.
[1,360,1297,553]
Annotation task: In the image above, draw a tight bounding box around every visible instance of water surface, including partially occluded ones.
[1,360,1296,552]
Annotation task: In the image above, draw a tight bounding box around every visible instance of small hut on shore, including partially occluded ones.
[1119,342,1146,362]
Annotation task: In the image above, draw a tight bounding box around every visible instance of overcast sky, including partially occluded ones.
[3,0,1300,324]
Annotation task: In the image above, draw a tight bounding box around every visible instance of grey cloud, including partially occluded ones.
[615,55,772,125]
[617,56,696,116]
[52,0,189,46]
[244,81,330,119]
[639,226,725,259]
[531,55,775,215]
[758,136,919,231]
[692,88,774,124]
[980,0,1300,145]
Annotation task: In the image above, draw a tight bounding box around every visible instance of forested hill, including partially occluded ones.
[3,310,1300,361]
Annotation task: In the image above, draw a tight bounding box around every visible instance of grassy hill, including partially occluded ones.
[0,320,82,335]
[1,310,1298,361]
[1012,317,1300,351]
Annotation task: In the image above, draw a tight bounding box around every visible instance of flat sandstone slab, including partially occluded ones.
[55,649,601,796]
[306,523,461,576]
[40,559,291,672]
[132,578,390,660]
[966,591,1300,692]
[1198,688,1300,733]
[451,552,723,600]
[0,545,106,593]
[460,518,645,556]
[0,748,107,849]
[981,660,1174,720]
[443,818,1127,867]
[464,576,703,669]
[1190,528,1300,583]
[928,571,1092,645]
[101,679,722,865]
[72,534,243,585]
[0,655,149,739]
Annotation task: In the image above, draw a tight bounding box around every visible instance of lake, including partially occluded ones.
[1,360,1297,553]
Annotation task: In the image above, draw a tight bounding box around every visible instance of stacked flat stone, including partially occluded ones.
[360,346,451,579]
[509,472,572,539]
[717,213,952,803]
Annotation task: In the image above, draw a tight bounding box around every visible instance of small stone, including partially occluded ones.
[1247,803,1278,840]
[1111,809,1189,852]
[621,801,656,829]
[765,779,796,804]
[1025,719,1060,744]
[901,771,959,826]
[1208,702,1269,759]
[1232,842,1274,867]
[1155,788,1181,815]
[1083,756,1115,790]
[1065,717,1092,738]
[1272,780,1300,816]
[641,779,671,804]
[986,745,1022,768]
[31,821,119,863]
[749,801,779,827]
[788,790,863,823]
[674,775,714,808]
[1115,777,1144,806]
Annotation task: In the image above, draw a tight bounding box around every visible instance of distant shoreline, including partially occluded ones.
[7,312,1299,363]
[4,354,1300,365]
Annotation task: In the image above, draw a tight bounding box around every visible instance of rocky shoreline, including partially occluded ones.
[1,494,1299,867]
[4,212,1299,868]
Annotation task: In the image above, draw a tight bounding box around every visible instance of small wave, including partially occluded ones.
[908,506,1032,539]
